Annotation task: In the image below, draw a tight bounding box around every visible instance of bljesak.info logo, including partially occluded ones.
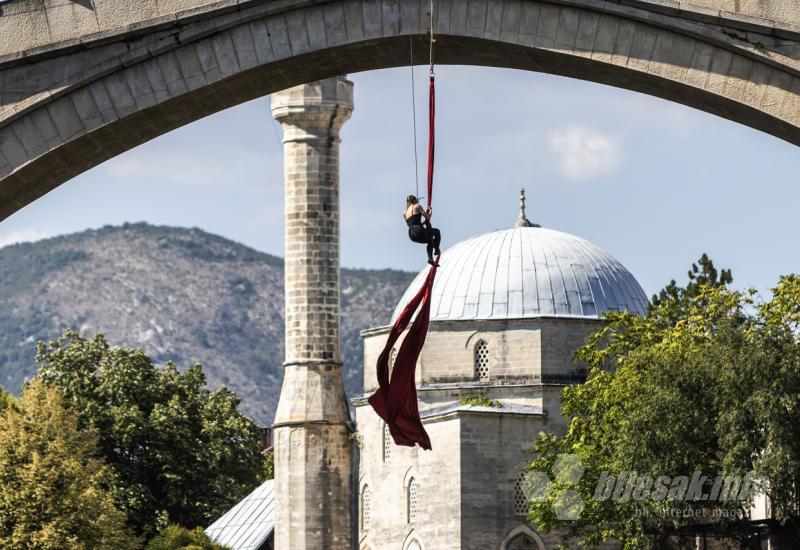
[521,454,758,521]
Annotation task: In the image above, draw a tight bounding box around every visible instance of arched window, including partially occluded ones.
[407,477,418,523]
[474,340,490,380]
[383,423,391,462]
[514,472,528,516]
[361,485,371,530]
[507,533,537,550]
[500,524,545,550]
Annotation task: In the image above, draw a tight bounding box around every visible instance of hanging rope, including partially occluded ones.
[409,0,420,198]
[429,0,435,73]
[369,2,439,450]
[425,0,435,217]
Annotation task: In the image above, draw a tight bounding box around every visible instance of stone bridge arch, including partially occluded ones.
[0,0,799,220]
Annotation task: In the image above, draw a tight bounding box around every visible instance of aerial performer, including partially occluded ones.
[368,0,440,451]
[404,195,441,266]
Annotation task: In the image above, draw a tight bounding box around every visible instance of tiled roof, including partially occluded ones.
[392,226,648,322]
[205,479,275,550]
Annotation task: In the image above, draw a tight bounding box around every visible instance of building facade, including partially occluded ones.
[353,200,649,549]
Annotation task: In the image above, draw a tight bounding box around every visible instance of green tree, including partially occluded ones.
[0,385,17,412]
[0,379,136,549]
[527,275,800,548]
[145,525,227,550]
[35,331,266,537]
[262,451,274,481]
[651,253,733,319]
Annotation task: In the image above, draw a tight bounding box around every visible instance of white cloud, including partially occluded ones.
[0,230,48,248]
[547,127,623,181]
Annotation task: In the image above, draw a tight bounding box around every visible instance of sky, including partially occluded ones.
[0,65,798,298]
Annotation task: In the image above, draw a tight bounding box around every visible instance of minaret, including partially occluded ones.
[271,77,354,549]
[515,188,541,228]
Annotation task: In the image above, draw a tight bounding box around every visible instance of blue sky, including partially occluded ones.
[0,65,798,297]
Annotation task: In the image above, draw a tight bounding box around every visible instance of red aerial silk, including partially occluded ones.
[368,75,438,450]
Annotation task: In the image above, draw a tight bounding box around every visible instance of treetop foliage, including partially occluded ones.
[34,330,267,538]
[0,379,136,549]
[528,259,800,547]
[0,385,17,413]
[652,253,733,305]
[145,525,227,550]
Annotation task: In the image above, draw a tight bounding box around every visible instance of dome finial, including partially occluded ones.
[515,188,540,228]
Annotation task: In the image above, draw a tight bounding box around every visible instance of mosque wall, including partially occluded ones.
[355,405,462,549]
[354,400,589,549]
[458,411,548,549]
[356,315,609,548]
[540,318,604,383]
[361,317,604,394]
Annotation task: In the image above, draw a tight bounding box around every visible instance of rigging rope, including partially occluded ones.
[409,0,420,198]
[369,1,439,450]
[429,0,435,73]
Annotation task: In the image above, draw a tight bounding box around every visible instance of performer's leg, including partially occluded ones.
[431,228,441,255]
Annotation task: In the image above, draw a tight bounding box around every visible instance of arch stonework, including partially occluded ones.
[499,523,546,550]
[0,0,799,220]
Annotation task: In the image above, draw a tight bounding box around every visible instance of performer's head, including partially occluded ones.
[406,195,419,208]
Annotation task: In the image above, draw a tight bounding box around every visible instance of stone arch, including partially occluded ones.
[499,523,546,550]
[402,529,425,550]
[464,330,489,349]
[1,0,799,219]
[403,465,419,489]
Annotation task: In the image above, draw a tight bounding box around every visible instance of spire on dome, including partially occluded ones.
[515,188,540,228]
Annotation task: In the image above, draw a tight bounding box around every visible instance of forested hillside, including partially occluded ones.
[0,223,414,423]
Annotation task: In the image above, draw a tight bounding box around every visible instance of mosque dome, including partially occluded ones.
[392,192,649,322]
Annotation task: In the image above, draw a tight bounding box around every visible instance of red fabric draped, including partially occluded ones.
[368,74,438,450]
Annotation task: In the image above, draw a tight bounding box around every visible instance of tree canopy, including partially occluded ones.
[0,385,16,413]
[34,331,267,537]
[527,259,800,547]
[0,379,135,549]
[145,525,227,550]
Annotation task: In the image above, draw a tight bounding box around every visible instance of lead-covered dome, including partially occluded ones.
[392,226,648,323]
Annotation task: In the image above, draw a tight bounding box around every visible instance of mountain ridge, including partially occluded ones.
[0,222,415,423]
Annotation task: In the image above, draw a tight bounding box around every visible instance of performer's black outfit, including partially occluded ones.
[406,213,441,265]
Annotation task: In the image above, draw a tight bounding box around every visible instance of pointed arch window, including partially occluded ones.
[407,477,418,523]
[361,485,371,530]
[514,472,528,516]
[474,339,490,380]
[383,423,391,462]
[508,533,537,550]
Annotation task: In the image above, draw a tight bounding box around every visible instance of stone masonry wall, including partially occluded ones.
[356,404,463,549]
[271,76,354,550]
[1,0,797,61]
[362,318,604,394]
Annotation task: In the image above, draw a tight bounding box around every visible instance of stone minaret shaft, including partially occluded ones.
[271,77,354,549]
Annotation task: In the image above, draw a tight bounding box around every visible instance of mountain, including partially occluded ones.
[0,223,415,424]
